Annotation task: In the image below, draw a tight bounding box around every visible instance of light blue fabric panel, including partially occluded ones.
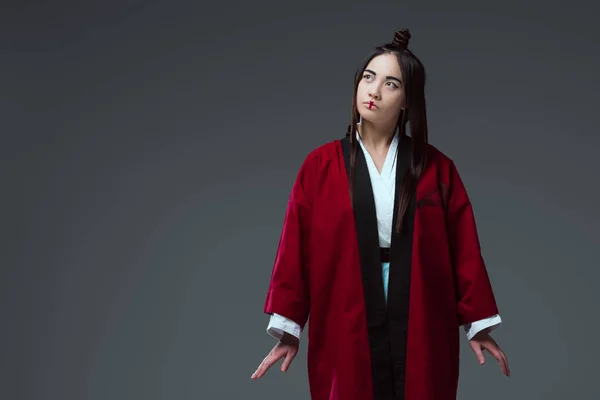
[381,261,390,303]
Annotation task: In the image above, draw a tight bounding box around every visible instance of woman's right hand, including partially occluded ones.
[251,332,299,379]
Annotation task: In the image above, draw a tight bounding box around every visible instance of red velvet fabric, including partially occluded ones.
[264,139,499,400]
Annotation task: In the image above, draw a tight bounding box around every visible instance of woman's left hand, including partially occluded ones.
[469,330,510,376]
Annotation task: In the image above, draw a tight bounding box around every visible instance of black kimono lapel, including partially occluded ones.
[341,130,415,400]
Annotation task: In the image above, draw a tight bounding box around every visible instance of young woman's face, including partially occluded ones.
[356,53,406,125]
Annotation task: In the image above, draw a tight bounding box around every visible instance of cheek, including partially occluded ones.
[355,84,367,99]
[385,93,405,110]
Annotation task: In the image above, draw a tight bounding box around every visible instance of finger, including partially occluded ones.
[252,356,273,379]
[472,344,486,365]
[486,346,508,376]
[281,348,297,372]
[499,349,510,376]
[250,356,269,380]
[252,352,282,379]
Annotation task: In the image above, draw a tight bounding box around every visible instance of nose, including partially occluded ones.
[368,89,381,100]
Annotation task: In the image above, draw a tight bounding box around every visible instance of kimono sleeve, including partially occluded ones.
[446,162,499,326]
[263,154,315,330]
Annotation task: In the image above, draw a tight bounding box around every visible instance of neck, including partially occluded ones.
[358,119,397,150]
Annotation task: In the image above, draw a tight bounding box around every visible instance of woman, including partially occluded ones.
[251,29,510,400]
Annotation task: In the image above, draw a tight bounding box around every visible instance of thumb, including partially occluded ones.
[473,344,486,365]
[281,349,296,372]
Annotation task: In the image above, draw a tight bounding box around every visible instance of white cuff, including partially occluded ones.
[464,314,502,340]
[266,313,302,340]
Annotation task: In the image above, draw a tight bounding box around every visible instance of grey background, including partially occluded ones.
[2,1,598,399]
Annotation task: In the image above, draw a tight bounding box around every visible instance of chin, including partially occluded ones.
[358,109,376,119]
[358,112,381,124]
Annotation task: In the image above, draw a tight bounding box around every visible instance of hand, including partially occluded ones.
[469,330,510,376]
[251,332,299,380]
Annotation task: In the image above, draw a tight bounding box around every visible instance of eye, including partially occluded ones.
[386,81,399,89]
[363,74,373,80]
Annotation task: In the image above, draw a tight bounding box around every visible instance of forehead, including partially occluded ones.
[364,53,402,77]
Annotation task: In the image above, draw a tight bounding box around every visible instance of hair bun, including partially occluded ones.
[391,29,411,49]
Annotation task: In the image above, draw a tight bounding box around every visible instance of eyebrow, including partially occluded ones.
[364,68,403,84]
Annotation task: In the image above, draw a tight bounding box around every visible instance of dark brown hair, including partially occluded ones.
[348,29,428,233]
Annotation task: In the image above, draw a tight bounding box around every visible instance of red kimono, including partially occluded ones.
[263,133,499,400]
